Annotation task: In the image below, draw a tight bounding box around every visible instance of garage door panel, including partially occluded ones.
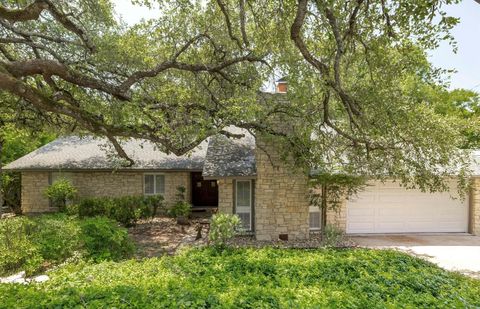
[375,221,405,233]
[347,222,376,233]
[348,207,375,216]
[346,180,468,234]
[377,207,407,217]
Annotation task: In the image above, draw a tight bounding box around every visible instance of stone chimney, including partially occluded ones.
[253,90,310,242]
[275,77,287,93]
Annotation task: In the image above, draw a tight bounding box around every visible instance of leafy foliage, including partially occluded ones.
[0,126,55,213]
[0,214,134,276]
[0,0,476,196]
[78,195,163,226]
[309,173,366,211]
[167,186,191,218]
[79,217,135,262]
[0,248,479,307]
[43,178,77,211]
[321,224,346,248]
[208,213,241,246]
[431,88,480,149]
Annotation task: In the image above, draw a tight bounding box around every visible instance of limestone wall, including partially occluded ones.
[21,172,52,213]
[218,178,234,214]
[254,138,310,241]
[21,171,192,213]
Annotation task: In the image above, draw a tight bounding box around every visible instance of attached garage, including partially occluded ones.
[346,180,469,234]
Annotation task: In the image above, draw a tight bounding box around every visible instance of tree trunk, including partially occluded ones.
[0,137,4,217]
[321,184,328,237]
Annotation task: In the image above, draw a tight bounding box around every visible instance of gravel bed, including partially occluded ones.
[226,232,357,249]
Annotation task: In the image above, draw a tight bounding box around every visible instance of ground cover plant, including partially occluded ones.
[0,247,479,308]
[0,214,134,276]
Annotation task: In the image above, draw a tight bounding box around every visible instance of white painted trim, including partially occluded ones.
[143,173,165,196]
[236,179,252,231]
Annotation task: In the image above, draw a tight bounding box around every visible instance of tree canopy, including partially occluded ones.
[0,0,477,192]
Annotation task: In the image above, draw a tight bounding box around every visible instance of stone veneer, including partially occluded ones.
[21,171,192,213]
[217,178,234,214]
[21,172,52,213]
[254,138,310,241]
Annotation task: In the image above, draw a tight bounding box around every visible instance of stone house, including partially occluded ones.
[4,81,480,240]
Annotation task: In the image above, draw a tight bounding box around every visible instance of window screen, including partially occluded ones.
[309,206,321,230]
[144,174,164,195]
[236,180,252,231]
[144,175,154,195]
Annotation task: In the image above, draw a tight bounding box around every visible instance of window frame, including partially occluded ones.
[143,173,166,196]
[235,179,253,231]
[309,206,322,231]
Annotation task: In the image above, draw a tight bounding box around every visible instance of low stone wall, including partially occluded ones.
[21,171,192,213]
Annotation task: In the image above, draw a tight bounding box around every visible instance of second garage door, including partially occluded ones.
[346,181,469,234]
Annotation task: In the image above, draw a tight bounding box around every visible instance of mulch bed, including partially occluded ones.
[129,216,356,258]
[128,217,209,257]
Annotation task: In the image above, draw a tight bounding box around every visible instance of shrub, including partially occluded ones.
[321,224,345,247]
[77,195,163,226]
[78,197,113,218]
[0,217,43,276]
[143,195,164,217]
[44,178,77,211]
[0,214,135,276]
[1,172,22,214]
[167,186,191,219]
[32,215,82,263]
[208,214,241,246]
[167,201,191,218]
[79,217,135,261]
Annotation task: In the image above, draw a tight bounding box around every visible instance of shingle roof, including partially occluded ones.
[202,127,256,178]
[2,136,208,171]
[3,128,258,177]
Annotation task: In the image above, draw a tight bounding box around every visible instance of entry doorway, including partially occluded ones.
[191,172,218,207]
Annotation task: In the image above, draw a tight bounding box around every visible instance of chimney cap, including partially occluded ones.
[275,76,288,93]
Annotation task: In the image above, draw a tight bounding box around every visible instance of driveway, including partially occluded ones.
[351,234,480,278]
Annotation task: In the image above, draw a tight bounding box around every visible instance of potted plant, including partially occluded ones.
[167,186,191,225]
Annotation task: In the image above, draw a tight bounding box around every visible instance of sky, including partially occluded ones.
[114,0,480,91]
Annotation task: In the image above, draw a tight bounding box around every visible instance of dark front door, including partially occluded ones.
[191,172,218,207]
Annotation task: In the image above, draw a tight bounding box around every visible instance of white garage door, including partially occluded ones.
[346,181,469,234]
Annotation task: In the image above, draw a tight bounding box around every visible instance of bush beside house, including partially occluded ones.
[77,195,164,226]
[0,214,134,276]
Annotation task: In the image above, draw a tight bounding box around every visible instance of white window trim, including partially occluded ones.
[235,180,252,231]
[143,173,166,196]
[309,206,322,231]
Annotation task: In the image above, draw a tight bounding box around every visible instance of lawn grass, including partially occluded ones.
[0,247,479,308]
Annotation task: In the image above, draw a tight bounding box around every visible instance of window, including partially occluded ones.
[144,174,165,195]
[309,206,321,230]
[235,180,252,231]
[50,172,74,185]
